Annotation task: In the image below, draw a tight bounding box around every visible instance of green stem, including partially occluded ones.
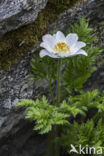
[56,59,62,107]
[46,59,62,156]
[46,130,54,156]
[55,59,62,156]
[46,80,56,156]
[48,79,55,105]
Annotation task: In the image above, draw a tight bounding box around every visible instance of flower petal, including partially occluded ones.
[40,42,54,52]
[40,31,88,59]
[40,49,60,58]
[42,34,54,42]
[53,34,56,39]
[66,49,87,57]
[66,33,78,46]
[70,41,86,53]
[56,31,66,43]
[76,49,88,56]
[42,34,55,49]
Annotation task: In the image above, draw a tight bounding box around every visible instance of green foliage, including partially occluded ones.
[17,18,104,155]
[60,90,99,117]
[60,99,86,117]
[31,54,57,82]
[60,119,104,154]
[17,96,69,134]
[63,18,103,91]
[59,90,104,154]
[63,55,96,91]
[95,92,104,113]
[71,18,97,44]
[75,120,96,146]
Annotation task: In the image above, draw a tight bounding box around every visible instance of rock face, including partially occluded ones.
[0,0,48,36]
[0,0,104,155]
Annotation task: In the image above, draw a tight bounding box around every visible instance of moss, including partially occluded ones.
[0,0,81,70]
[49,0,83,13]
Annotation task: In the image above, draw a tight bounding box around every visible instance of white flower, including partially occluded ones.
[40,31,87,58]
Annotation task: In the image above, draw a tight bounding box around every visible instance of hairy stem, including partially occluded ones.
[46,59,62,156]
[48,79,55,105]
[56,59,62,106]
[55,59,62,156]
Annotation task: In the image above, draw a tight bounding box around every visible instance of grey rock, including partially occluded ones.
[0,0,48,36]
[0,0,104,155]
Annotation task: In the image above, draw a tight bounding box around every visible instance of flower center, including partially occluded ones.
[54,42,70,53]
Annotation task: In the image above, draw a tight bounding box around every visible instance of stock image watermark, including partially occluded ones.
[69,144,103,155]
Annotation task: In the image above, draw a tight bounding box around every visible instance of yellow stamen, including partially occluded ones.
[54,42,70,53]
